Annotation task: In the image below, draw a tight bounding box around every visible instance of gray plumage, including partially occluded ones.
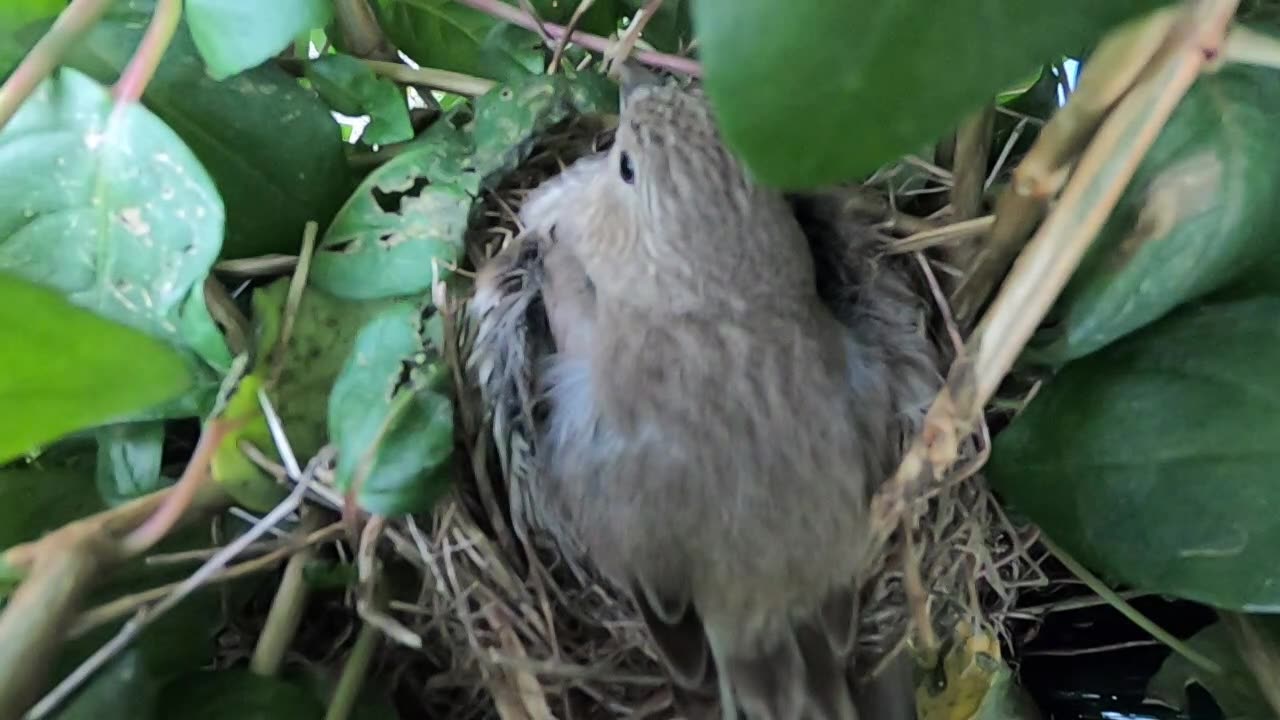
[469,78,940,720]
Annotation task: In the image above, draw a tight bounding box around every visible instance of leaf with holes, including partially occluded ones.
[1029,64,1280,365]
[306,54,413,146]
[187,0,332,80]
[43,0,352,259]
[312,122,477,300]
[693,0,1172,187]
[470,72,616,181]
[0,272,193,464]
[990,298,1280,610]
[0,68,222,340]
[329,305,453,516]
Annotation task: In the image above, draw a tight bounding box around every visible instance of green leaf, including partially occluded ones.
[1148,618,1280,720]
[50,0,352,258]
[1029,64,1280,365]
[0,0,62,28]
[330,306,453,516]
[57,649,158,720]
[314,72,612,300]
[974,664,1042,720]
[0,462,102,554]
[989,298,1280,610]
[95,421,169,507]
[312,122,476,300]
[0,273,191,463]
[252,280,421,462]
[621,0,689,51]
[187,0,332,80]
[374,0,625,74]
[469,72,614,177]
[306,54,414,146]
[477,22,545,81]
[373,0,517,76]
[178,284,234,373]
[156,669,324,719]
[692,0,1174,187]
[0,67,223,339]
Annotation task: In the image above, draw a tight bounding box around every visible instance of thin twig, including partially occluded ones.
[606,0,664,70]
[323,622,381,720]
[72,524,344,638]
[889,216,994,254]
[271,221,319,387]
[215,254,299,278]
[363,59,497,96]
[27,439,318,719]
[1024,639,1161,656]
[1040,535,1222,675]
[250,510,325,677]
[440,0,700,75]
[549,0,597,73]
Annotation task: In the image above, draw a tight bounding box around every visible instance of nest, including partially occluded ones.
[404,108,1045,719]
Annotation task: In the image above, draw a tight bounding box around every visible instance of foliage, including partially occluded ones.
[1,0,1279,718]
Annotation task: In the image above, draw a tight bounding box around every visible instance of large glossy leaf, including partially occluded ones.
[374,0,529,76]
[0,274,191,463]
[1029,65,1280,365]
[0,0,62,30]
[0,67,223,339]
[329,306,453,516]
[48,0,352,258]
[156,669,324,719]
[187,0,332,80]
[374,0,623,76]
[312,122,476,300]
[1148,618,1280,720]
[692,0,1174,187]
[989,298,1280,610]
[0,462,102,554]
[57,649,158,720]
[306,54,413,146]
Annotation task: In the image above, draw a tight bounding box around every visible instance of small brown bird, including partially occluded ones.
[471,72,939,720]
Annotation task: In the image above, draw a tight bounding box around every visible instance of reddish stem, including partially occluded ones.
[120,417,233,555]
[447,0,702,76]
[0,0,114,130]
[113,0,182,103]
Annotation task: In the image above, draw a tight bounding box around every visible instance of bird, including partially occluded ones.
[469,69,941,720]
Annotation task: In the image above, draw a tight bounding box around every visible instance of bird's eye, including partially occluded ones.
[618,151,635,185]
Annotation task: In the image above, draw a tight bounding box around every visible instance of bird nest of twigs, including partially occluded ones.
[399,108,1045,719]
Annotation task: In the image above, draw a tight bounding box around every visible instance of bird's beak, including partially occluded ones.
[618,61,659,111]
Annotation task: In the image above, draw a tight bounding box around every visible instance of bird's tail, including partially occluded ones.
[638,585,916,720]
